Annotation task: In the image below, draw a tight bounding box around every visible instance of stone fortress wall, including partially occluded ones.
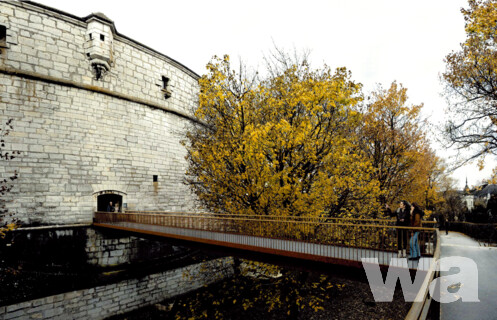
[0,1,200,225]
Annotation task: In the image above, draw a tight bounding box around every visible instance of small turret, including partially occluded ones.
[83,12,115,80]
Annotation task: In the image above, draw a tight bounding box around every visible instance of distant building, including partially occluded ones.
[462,179,474,211]
[461,178,497,211]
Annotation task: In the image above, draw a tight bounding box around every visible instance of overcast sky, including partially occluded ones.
[34,0,492,189]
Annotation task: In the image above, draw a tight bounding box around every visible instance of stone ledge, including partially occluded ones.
[15,223,91,231]
[0,65,202,125]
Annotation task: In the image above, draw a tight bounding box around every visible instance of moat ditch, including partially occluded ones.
[0,226,413,319]
[108,267,412,320]
[0,226,211,307]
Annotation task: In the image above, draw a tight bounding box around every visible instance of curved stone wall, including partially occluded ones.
[0,1,200,225]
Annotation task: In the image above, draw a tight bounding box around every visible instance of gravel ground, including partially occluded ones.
[107,273,412,320]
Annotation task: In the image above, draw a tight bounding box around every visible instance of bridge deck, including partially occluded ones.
[95,221,430,269]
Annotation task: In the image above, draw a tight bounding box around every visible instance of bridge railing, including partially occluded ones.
[94,211,437,255]
[121,211,437,227]
[445,221,497,244]
[94,211,439,320]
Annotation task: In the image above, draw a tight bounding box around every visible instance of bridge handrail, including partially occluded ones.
[447,221,497,226]
[124,211,395,223]
[115,211,437,225]
[404,228,441,320]
[95,211,434,230]
[94,211,437,254]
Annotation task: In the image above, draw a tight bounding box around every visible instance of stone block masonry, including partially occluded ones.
[0,1,201,225]
[0,257,234,320]
[4,226,189,271]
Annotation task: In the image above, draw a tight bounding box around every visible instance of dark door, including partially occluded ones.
[97,194,123,212]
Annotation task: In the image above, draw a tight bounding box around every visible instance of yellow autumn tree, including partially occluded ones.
[360,82,425,203]
[406,148,446,212]
[359,82,446,210]
[184,55,381,218]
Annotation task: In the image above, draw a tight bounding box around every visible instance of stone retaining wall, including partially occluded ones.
[4,226,184,269]
[0,257,234,320]
[85,227,181,267]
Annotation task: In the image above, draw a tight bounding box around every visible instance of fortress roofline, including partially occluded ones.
[85,12,114,24]
[19,0,200,79]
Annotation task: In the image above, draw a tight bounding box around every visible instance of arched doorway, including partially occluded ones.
[94,190,127,212]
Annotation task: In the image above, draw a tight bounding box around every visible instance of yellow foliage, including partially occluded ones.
[442,0,497,162]
[0,222,18,239]
[185,55,381,218]
[360,82,447,209]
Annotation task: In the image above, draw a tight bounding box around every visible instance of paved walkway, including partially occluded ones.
[440,232,497,320]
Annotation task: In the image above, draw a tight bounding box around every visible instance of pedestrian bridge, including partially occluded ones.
[93,211,437,269]
[93,211,441,320]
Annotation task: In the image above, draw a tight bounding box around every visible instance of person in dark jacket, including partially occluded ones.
[409,202,423,260]
[106,201,115,212]
[396,200,411,258]
[439,213,448,235]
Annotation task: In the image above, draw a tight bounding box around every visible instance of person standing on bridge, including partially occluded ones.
[396,200,411,258]
[409,202,423,260]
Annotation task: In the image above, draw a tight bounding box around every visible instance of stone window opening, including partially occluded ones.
[161,76,172,99]
[0,25,7,48]
[153,175,159,193]
[100,34,105,41]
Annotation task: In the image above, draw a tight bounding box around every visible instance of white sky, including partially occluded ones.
[34,0,493,189]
